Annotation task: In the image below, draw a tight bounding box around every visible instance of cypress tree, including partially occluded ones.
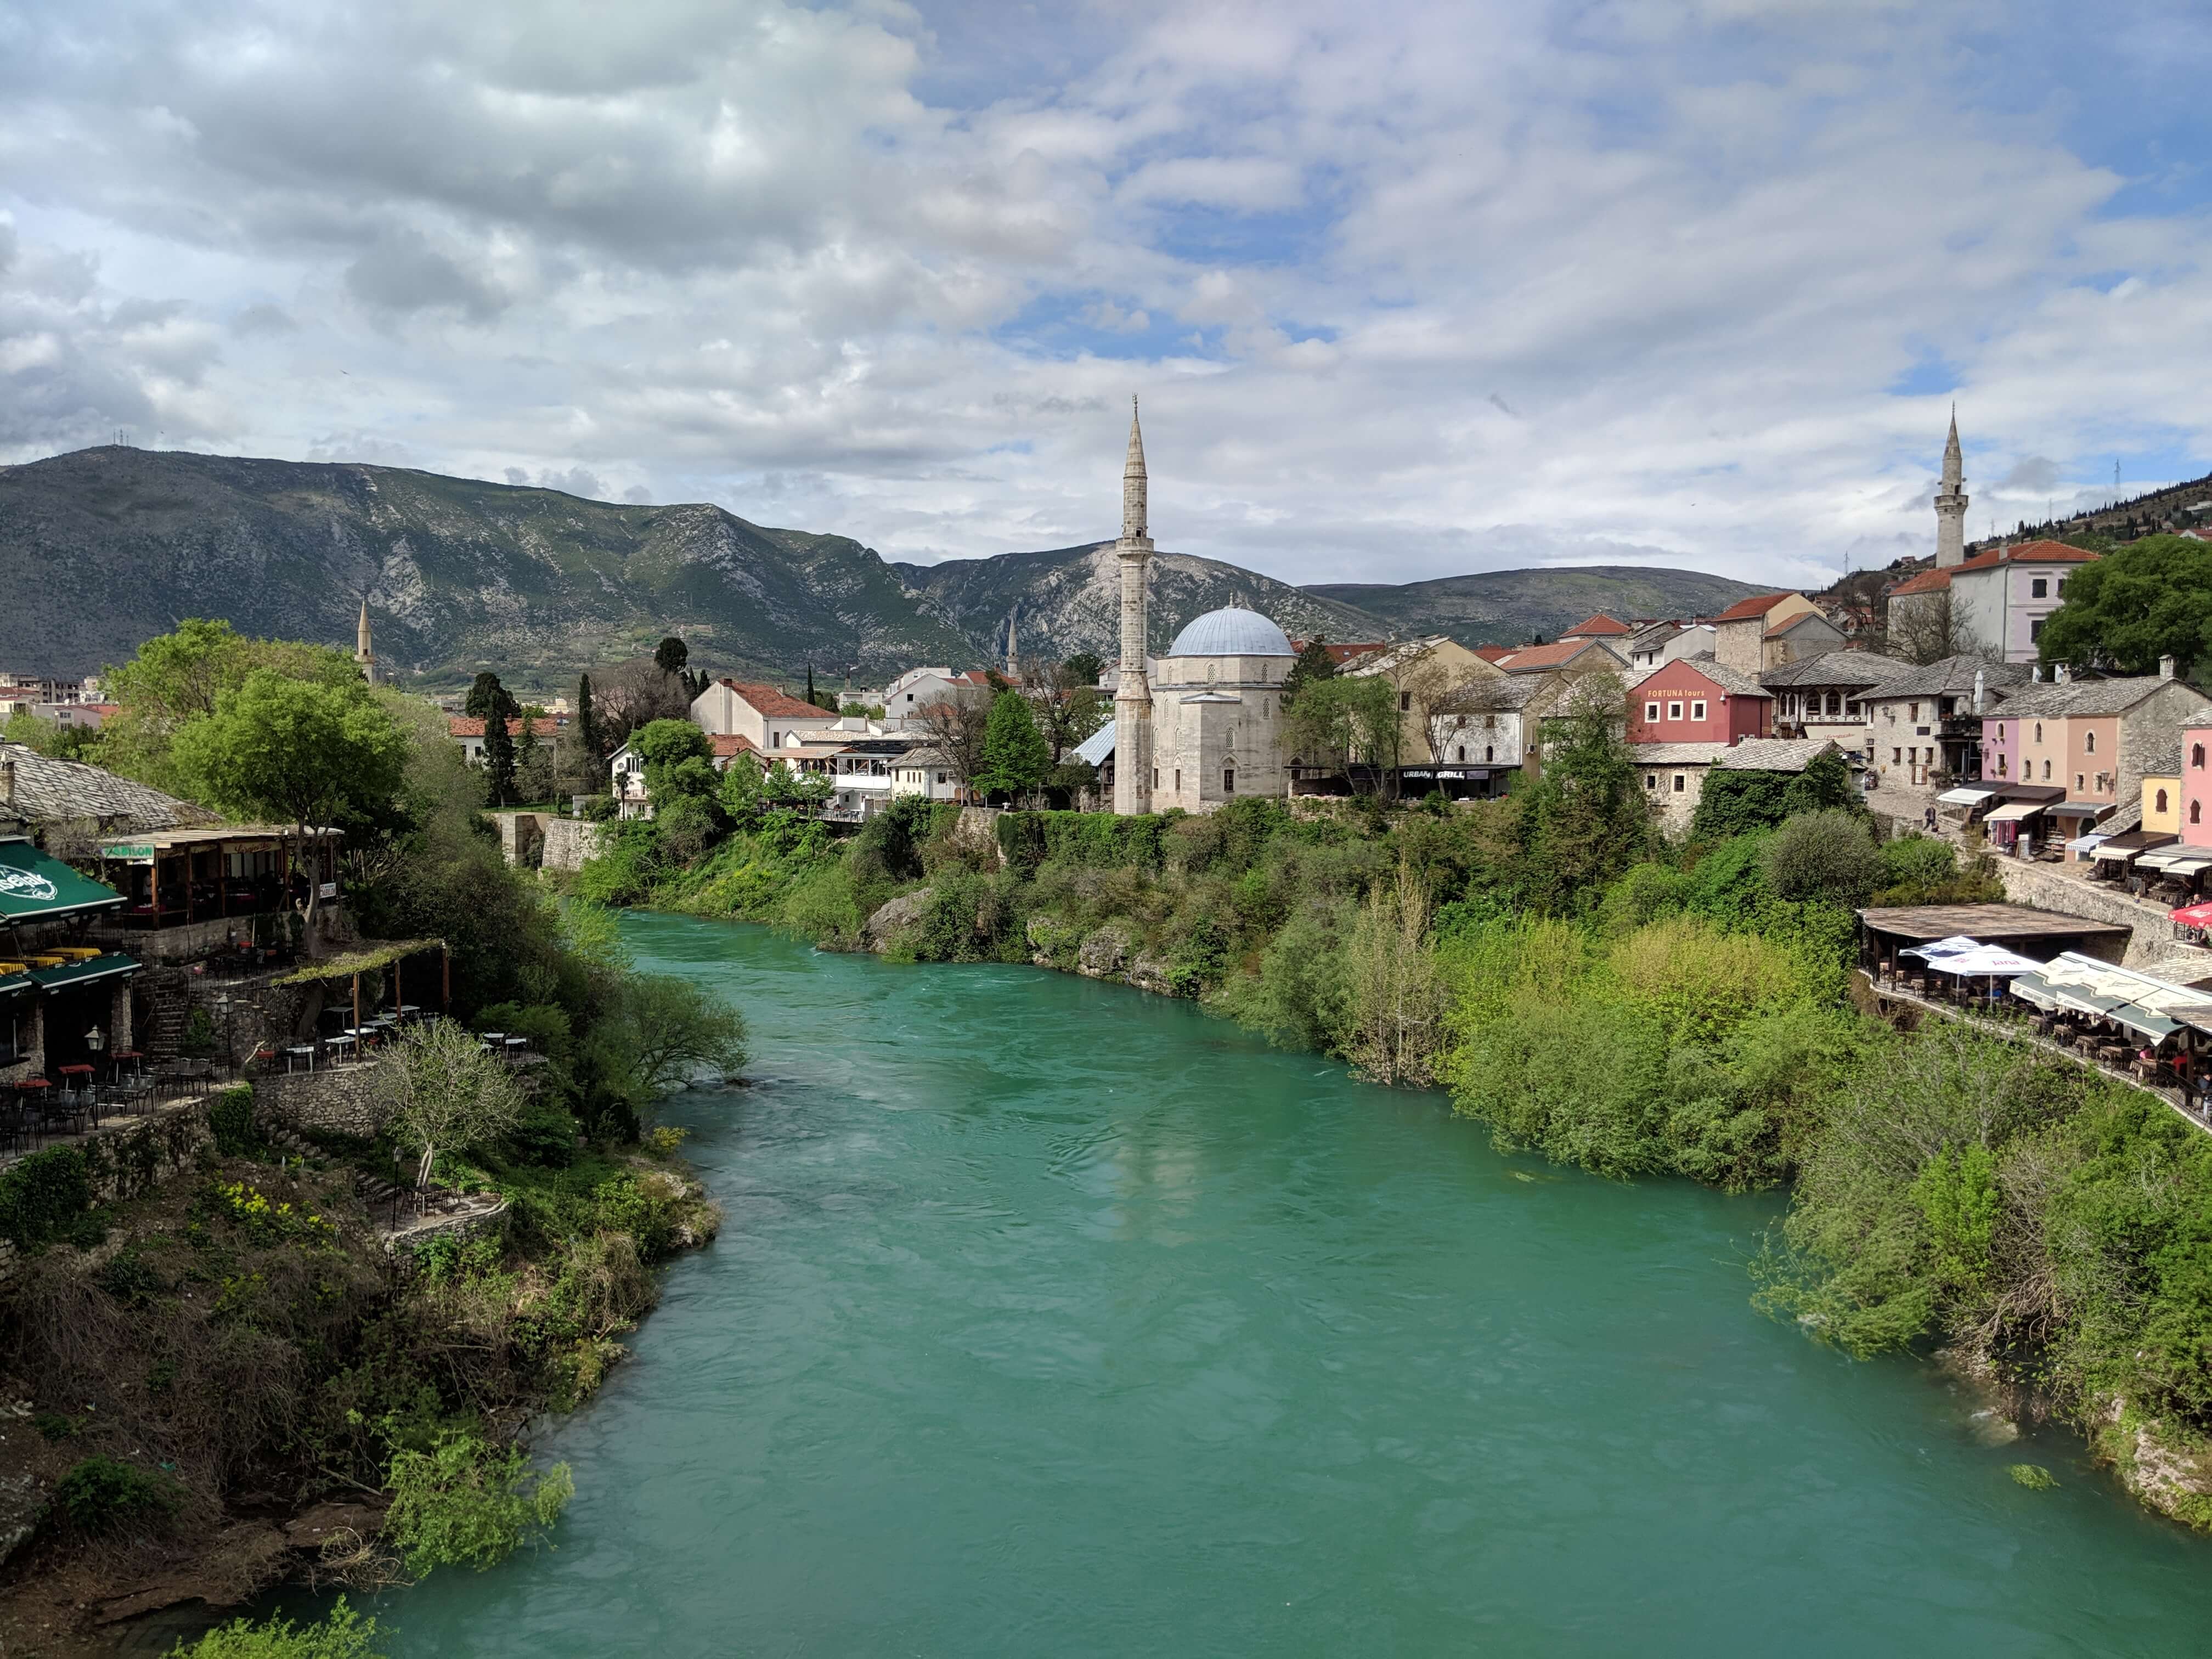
[482,709,517,808]
[576,672,598,759]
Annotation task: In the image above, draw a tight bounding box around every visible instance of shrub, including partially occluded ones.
[207,1085,259,1157]
[54,1453,184,1534]
[383,1430,574,1576]
[1762,809,1880,907]
[179,1006,219,1059]
[0,1147,92,1248]
[167,1599,385,1658]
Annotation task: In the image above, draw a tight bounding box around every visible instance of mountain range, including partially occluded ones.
[0,447,1765,691]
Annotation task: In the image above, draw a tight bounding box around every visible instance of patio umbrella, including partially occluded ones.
[1903,935,1983,960]
[2170,901,2212,928]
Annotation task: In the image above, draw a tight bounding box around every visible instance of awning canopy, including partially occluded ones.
[0,969,32,1000]
[1903,935,1984,960]
[2067,834,2110,854]
[2099,830,2176,856]
[2138,849,2198,871]
[2163,855,2212,877]
[0,838,123,922]
[2112,1006,2181,1043]
[26,952,140,992]
[1937,787,1996,806]
[2171,901,2212,927]
[1932,945,2044,976]
[1984,801,2045,823]
[2046,800,2109,818]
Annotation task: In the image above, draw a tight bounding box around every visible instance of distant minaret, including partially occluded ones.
[1112,398,1154,816]
[1005,610,1019,674]
[355,597,379,685]
[1935,408,1968,569]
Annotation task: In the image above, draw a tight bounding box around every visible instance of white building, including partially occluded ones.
[1148,607,1298,811]
[691,678,844,751]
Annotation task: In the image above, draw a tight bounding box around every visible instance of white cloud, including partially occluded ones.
[1,0,2208,594]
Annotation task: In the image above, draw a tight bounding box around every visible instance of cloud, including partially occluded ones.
[1,0,2208,594]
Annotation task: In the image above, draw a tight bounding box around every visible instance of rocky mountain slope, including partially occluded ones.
[0,447,977,689]
[890,542,1392,664]
[1305,566,1768,647]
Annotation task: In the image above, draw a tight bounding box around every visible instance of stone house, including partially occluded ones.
[1867,656,2030,789]
[691,678,845,753]
[1706,591,1842,676]
[1761,650,1916,758]
[1338,635,1507,766]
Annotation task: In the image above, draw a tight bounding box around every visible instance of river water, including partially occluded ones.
[368,914,2212,1656]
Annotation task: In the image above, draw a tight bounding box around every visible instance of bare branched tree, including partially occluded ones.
[377,1018,527,1192]
[916,698,991,794]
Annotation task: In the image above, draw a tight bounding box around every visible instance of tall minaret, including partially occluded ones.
[355,597,379,685]
[1112,398,1154,816]
[1935,408,1968,569]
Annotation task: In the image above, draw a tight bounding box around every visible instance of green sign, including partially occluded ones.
[100,842,157,860]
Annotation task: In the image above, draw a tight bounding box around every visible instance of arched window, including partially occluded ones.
[1455,745,1465,762]
[2196,743,2206,769]
[2034,723,2042,744]
[1485,745,1494,763]
[2084,730,2096,754]
[2195,800,2204,826]
[2157,789,2170,814]
[2042,759,2052,781]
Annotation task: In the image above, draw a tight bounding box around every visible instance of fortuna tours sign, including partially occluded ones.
[0,867,58,903]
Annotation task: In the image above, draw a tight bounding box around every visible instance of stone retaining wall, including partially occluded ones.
[1989,859,2212,972]
[387,1196,510,1259]
[255,1063,387,1139]
[540,816,607,874]
[0,1097,213,1285]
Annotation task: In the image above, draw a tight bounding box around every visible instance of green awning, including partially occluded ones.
[0,971,32,999]
[0,838,123,922]
[26,953,140,991]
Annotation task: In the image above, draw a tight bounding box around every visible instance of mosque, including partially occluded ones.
[1104,402,1296,816]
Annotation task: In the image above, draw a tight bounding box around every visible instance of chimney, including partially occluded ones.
[2160,654,2176,681]
[2054,663,2070,685]
[1972,668,1985,715]
[0,758,12,805]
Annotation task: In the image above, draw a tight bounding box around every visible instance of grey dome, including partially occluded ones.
[1166,606,1295,658]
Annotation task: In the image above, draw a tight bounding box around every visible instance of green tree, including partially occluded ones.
[101,619,360,791]
[2036,535,2212,678]
[653,636,690,678]
[463,673,518,723]
[633,718,715,802]
[575,672,599,760]
[1,708,101,760]
[1282,636,1339,708]
[481,708,516,808]
[167,1598,385,1658]
[1515,673,1649,909]
[1282,674,1397,789]
[376,1017,528,1190]
[977,689,1051,800]
[1062,651,1105,688]
[170,669,408,952]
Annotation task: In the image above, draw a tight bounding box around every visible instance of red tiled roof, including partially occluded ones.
[1560,613,1630,637]
[718,678,833,719]
[1472,644,1514,663]
[1888,568,1953,597]
[1709,591,1793,624]
[1495,638,1621,673]
[709,733,761,759]
[1289,641,1389,665]
[1955,539,2100,571]
[448,715,487,737]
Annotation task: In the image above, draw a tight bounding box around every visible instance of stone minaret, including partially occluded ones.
[1935,409,1968,569]
[355,597,379,685]
[1113,398,1154,816]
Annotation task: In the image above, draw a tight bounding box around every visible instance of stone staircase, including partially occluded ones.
[140,966,193,1060]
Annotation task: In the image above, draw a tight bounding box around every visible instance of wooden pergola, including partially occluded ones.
[275,938,451,1032]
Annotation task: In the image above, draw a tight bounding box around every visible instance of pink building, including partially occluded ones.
[2185,716,2212,849]
[1980,709,2019,784]
[1627,659,1772,746]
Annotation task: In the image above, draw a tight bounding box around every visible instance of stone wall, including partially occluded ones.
[1986,859,2205,970]
[540,816,607,874]
[0,1097,214,1285]
[387,1195,510,1260]
[487,810,551,868]
[255,1062,388,1139]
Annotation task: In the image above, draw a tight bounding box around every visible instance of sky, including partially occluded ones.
[3,0,2211,592]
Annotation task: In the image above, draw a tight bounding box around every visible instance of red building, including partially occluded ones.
[1627,659,1773,746]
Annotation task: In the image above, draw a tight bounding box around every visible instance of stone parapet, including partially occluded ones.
[540,816,607,874]
[1989,858,2212,973]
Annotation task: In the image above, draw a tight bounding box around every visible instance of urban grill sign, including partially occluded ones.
[0,868,59,902]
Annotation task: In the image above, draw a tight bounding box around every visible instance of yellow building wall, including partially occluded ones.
[2144,772,2183,835]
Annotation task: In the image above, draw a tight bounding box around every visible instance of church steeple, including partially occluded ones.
[1122,396,1148,541]
[1934,406,1968,569]
[356,597,379,685]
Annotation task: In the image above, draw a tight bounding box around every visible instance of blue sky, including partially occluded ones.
[2,0,2209,591]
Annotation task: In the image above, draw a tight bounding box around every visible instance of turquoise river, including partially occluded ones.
[365,914,2212,1655]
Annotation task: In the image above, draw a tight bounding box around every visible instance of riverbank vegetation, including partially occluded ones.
[0,623,749,1651]
[573,684,2212,1527]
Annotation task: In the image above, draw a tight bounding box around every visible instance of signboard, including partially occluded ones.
[99,843,157,862]
[320,882,338,900]
[0,867,57,904]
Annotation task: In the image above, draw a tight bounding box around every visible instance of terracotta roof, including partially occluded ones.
[1887,568,1953,597]
[718,678,836,719]
[1709,591,1793,624]
[1494,638,1625,673]
[1955,540,2100,571]
[709,733,762,759]
[1633,657,1769,699]
[1289,641,1390,666]
[447,715,487,737]
[1560,613,1631,638]
[1472,645,1514,663]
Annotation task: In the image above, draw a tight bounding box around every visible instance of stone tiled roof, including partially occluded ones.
[1760,651,1916,690]
[1712,737,1842,772]
[1435,676,1543,713]
[2141,737,2185,777]
[1635,655,1769,699]
[1628,742,1729,765]
[1876,655,2033,700]
[1991,675,2188,719]
[0,742,212,836]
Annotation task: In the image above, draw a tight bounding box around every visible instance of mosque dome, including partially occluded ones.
[1165,606,1295,658]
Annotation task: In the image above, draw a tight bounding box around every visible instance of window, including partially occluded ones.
[1153,768,1159,788]
[2084,730,2096,754]
[1485,745,1494,763]
[2196,800,2204,825]
[1690,701,1707,721]
[1892,747,1901,764]
[2030,619,2046,643]
[2033,723,2042,744]
[1174,769,1182,792]
[1909,702,1920,722]
[2157,788,2170,814]
[1996,754,2008,777]
[1667,701,1684,720]
[1399,691,1412,713]
[1672,774,1686,793]
[1455,746,1465,762]
[2075,774,2085,793]
[2031,577,2048,599]
[1645,774,1657,790]
[1223,768,1235,793]
[2041,759,2051,781]
[1645,701,1661,721]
